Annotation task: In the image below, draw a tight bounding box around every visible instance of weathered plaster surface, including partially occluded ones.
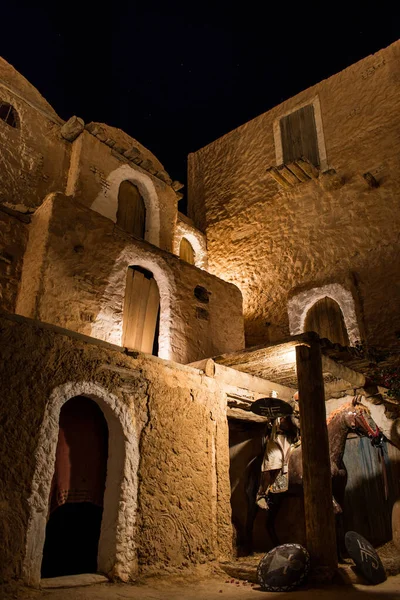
[0,63,69,209]
[0,314,235,584]
[16,194,244,364]
[188,41,400,350]
[173,214,208,270]
[68,131,177,252]
[0,211,28,312]
[0,57,60,119]
[288,283,361,345]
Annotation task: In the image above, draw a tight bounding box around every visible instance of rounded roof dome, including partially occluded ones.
[90,122,165,172]
[0,56,59,119]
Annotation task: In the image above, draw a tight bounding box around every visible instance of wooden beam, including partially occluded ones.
[277,165,299,186]
[188,358,216,377]
[297,157,319,179]
[227,407,268,422]
[286,161,311,183]
[321,355,366,388]
[214,363,294,400]
[296,342,338,572]
[266,167,292,189]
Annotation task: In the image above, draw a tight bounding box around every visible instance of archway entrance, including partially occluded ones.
[41,396,108,578]
[304,296,350,346]
[122,266,160,355]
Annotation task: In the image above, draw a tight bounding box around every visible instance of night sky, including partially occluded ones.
[1,2,398,198]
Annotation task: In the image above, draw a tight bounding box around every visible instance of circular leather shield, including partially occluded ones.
[257,543,310,591]
[251,398,293,419]
[345,531,386,584]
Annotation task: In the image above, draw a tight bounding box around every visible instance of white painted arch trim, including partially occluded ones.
[23,381,139,586]
[173,220,208,270]
[90,247,176,361]
[287,283,361,346]
[91,164,161,247]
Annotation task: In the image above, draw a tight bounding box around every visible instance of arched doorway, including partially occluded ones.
[122,266,160,355]
[116,180,146,239]
[304,296,350,346]
[179,237,195,265]
[41,396,108,578]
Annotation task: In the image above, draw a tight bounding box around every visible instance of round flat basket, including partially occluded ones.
[257,543,310,592]
[345,531,386,584]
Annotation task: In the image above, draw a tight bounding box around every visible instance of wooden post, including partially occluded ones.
[296,341,338,572]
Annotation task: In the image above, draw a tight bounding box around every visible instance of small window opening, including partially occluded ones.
[280,104,319,167]
[0,101,19,128]
[179,238,195,265]
[116,180,146,239]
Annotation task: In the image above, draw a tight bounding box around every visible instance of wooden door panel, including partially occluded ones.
[122,268,160,354]
[180,238,195,265]
[122,269,145,349]
[141,278,160,354]
[305,296,349,346]
[280,105,319,167]
[343,437,399,546]
[117,181,146,239]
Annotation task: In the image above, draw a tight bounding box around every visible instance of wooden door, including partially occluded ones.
[280,105,320,167]
[179,238,195,265]
[116,180,146,239]
[122,267,160,354]
[304,296,350,346]
[343,437,400,546]
[41,397,108,577]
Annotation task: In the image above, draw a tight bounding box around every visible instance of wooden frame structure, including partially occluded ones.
[193,331,374,574]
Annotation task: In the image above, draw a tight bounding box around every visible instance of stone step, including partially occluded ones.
[41,573,109,589]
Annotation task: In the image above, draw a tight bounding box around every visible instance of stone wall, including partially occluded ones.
[0,209,28,311]
[67,129,179,252]
[188,41,400,350]
[16,193,244,364]
[0,60,70,209]
[0,313,234,585]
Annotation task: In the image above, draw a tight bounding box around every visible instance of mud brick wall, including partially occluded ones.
[188,41,400,350]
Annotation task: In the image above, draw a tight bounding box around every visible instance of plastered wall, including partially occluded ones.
[66,130,179,252]
[0,211,28,311]
[16,193,244,364]
[188,41,400,349]
[0,313,233,584]
[0,62,70,209]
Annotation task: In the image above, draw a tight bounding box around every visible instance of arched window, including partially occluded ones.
[122,266,160,355]
[304,296,350,346]
[116,180,146,239]
[0,100,19,128]
[179,237,195,265]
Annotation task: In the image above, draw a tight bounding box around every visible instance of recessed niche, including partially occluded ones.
[194,285,210,304]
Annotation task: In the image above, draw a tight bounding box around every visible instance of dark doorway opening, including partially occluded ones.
[41,396,108,578]
[229,418,268,555]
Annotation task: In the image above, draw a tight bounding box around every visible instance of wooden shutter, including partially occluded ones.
[179,238,195,265]
[122,267,160,354]
[116,181,146,239]
[304,296,350,346]
[280,105,320,167]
